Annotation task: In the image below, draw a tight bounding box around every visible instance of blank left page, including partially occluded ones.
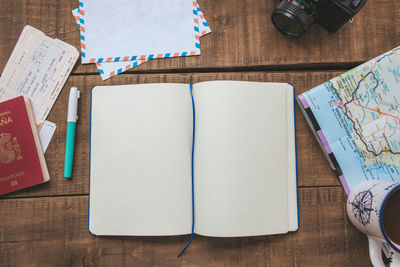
[89,84,193,236]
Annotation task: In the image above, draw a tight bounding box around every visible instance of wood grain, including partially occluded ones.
[0,0,392,264]
[0,0,400,74]
[0,187,372,267]
[0,71,344,198]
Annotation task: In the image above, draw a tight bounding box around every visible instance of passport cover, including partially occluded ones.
[0,96,50,195]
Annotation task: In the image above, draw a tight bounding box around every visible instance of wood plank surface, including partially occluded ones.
[0,0,392,265]
[0,0,400,75]
[0,187,372,267]
[0,71,344,198]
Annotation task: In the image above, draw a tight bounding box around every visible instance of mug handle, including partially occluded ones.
[368,236,385,267]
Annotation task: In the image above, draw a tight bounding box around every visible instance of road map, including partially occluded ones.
[297,47,400,194]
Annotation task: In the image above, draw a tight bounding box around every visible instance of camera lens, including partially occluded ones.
[271,0,314,38]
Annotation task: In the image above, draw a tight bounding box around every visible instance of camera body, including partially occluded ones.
[271,0,367,38]
[316,0,366,32]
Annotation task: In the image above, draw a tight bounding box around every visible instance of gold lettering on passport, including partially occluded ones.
[0,171,24,182]
[0,116,13,126]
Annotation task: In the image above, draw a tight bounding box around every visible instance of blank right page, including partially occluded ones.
[193,81,293,237]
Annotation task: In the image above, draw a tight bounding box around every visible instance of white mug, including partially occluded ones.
[347,181,400,267]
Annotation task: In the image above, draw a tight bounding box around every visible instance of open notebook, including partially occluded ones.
[89,81,298,237]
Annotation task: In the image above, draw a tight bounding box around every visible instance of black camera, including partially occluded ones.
[271,0,367,38]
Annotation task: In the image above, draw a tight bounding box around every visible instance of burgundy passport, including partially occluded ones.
[0,96,50,195]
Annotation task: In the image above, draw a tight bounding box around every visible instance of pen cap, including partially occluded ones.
[67,87,80,122]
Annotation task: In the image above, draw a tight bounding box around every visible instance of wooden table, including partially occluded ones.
[1,0,399,266]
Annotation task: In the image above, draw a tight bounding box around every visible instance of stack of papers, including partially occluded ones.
[72,0,211,80]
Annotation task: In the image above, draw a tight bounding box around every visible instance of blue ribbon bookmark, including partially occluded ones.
[177,84,196,258]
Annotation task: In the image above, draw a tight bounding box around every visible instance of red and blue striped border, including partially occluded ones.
[95,59,147,78]
[73,2,210,79]
[79,0,201,64]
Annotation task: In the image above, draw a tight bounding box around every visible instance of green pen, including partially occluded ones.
[64,86,80,178]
